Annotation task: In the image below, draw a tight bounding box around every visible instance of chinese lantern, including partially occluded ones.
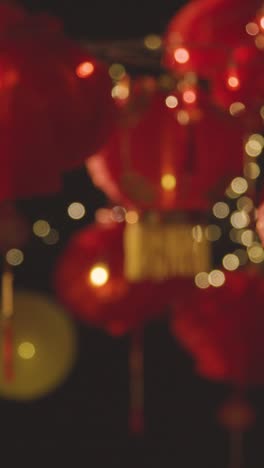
[171,271,264,387]
[54,221,166,334]
[212,47,264,120]
[54,220,169,435]
[163,0,263,79]
[0,290,77,400]
[87,80,244,281]
[0,3,115,201]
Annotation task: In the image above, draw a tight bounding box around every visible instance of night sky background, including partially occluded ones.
[1,1,264,466]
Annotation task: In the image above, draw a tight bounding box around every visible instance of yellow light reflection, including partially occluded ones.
[245,139,262,157]
[241,229,255,247]
[230,211,250,229]
[208,270,225,287]
[176,110,190,125]
[111,84,129,100]
[89,264,109,287]
[6,249,24,266]
[222,254,239,271]
[18,342,36,360]
[67,202,86,220]
[108,63,126,80]
[236,196,254,213]
[244,162,260,179]
[161,174,176,191]
[229,102,246,116]
[174,48,190,64]
[125,210,139,224]
[248,243,264,263]
[194,272,210,289]
[165,95,178,108]
[33,220,50,237]
[192,225,203,243]
[144,34,162,50]
[212,202,230,219]
[230,177,248,194]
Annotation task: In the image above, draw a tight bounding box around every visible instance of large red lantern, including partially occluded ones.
[87,79,245,281]
[171,271,264,387]
[54,220,169,434]
[0,4,115,201]
[163,0,263,78]
[87,84,244,212]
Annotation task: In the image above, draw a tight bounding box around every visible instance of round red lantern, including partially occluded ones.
[53,221,166,335]
[0,4,115,201]
[171,271,264,387]
[163,0,263,78]
[86,79,245,282]
[87,82,244,213]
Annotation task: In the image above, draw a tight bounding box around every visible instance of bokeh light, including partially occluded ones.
[6,248,24,266]
[222,254,239,271]
[18,342,36,360]
[89,264,109,287]
[67,202,86,220]
[174,48,190,64]
[144,34,162,50]
[213,202,230,219]
[195,272,210,289]
[208,270,225,287]
[161,174,177,190]
[33,220,50,237]
[76,61,94,78]
[165,95,178,108]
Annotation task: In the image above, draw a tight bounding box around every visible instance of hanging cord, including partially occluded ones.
[1,260,14,381]
[129,327,144,435]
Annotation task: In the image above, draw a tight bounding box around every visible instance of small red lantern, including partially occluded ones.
[0,4,115,201]
[163,0,263,78]
[171,271,264,387]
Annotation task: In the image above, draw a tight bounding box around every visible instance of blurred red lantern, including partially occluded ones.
[212,47,264,116]
[0,4,115,201]
[53,221,166,335]
[87,79,245,281]
[171,271,264,387]
[87,83,244,213]
[163,0,263,78]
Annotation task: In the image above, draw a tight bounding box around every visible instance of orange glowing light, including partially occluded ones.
[174,48,190,64]
[76,61,94,78]
[260,16,264,30]
[227,76,240,89]
[183,89,196,104]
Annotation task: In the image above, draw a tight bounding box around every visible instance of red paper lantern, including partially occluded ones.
[87,84,244,213]
[212,47,264,114]
[53,221,166,336]
[171,271,264,387]
[0,4,115,201]
[163,0,263,78]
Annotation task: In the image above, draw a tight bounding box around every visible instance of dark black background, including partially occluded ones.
[1,1,264,466]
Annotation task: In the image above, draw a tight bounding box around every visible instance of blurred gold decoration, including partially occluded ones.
[0,291,77,400]
[124,213,211,281]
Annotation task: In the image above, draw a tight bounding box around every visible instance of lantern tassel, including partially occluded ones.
[229,429,244,468]
[1,263,14,382]
[129,328,144,435]
[124,215,211,281]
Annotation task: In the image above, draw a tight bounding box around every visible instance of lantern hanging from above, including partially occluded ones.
[0,3,115,201]
[171,271,264,388]
[163,0,264,78]
[53,221,167,335]
[87,79,245,281]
